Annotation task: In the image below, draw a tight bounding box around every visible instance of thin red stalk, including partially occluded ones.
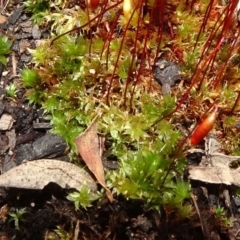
[193,0,214,51]
[87,0,109,57]
[147,0,165,94]
[146,0,163,92]
[50,1,122,46]
[208,51,217,73]
[158,2,239,188]
[197,64,211,90]
[154,0,165,64]
[168,16,184,62]
[196,18,226,90]
[159,135,188,190]
[222,0,239,30]
[104,13,121,71]
[130,0,156,109]
[198,2,238,88]
[160,103,217,189]
[129,35,148,109]
[196,12,226,89]
[97,0,109,24]
[205,34,223,72]
[106,7,137,106]
[143,0,161,93]
[151,0,233,128]
[210,4,236,51]
[197,35,224,90]
[193,36,224,86]
[85,0,94,58]
[214,31,240,89]
[189,0,196,12]
[150,34,224,128]
[202,0,237,58]
[123,1,143,107]
[100,10,122,70]
[213,19,240,87]
[156,2,240,191]
[200,6,227,59]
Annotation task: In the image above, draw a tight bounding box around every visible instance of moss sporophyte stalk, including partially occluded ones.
[22,0,240,211]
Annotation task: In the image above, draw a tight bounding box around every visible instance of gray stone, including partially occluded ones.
[20,54,32,63]
[2,155,17,173]
[32,24,42,39]
[32,133,67,159]
[153,59,181,94]
[16,143,34,165]
[8,7,24,25]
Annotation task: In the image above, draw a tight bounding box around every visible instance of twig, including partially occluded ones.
[0,0,10,13]
[191,192,210,240]
[73,220,80,240]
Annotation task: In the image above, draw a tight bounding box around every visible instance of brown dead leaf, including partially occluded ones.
[75,116,113,202]
[0,159,97,191]
[0,204,9,221]
[0,15,7,24]
[189,153,240,186]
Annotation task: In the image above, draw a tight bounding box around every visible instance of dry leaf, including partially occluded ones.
[75,117,113,202]
[0,159,97,191]
[0,15,7,24]
[189,153,240,186]
[0,114,14,130]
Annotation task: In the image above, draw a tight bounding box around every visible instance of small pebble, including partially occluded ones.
[0,114,14,130]
[8,7,24,25]
[19,40,31,54]
[20,54,32,63]
[153,59,181,95]
[232,195,240,207]
[32,24,42,39]
[22,27,32,33]
[19,20,32,28]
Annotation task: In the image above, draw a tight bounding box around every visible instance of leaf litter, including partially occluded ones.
[75,116,113,202]
[0,159,97,191]
[188,138,240,186]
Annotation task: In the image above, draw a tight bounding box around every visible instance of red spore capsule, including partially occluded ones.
[190,106,218,145]
[88,0,100,10]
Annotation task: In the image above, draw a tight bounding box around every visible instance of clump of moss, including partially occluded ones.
[22,0,240,212]
[0,35,12,65]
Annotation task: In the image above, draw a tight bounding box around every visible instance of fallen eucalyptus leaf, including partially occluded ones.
[75,116,113,202]
[0,159,97,191]
[189,153,240,186]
